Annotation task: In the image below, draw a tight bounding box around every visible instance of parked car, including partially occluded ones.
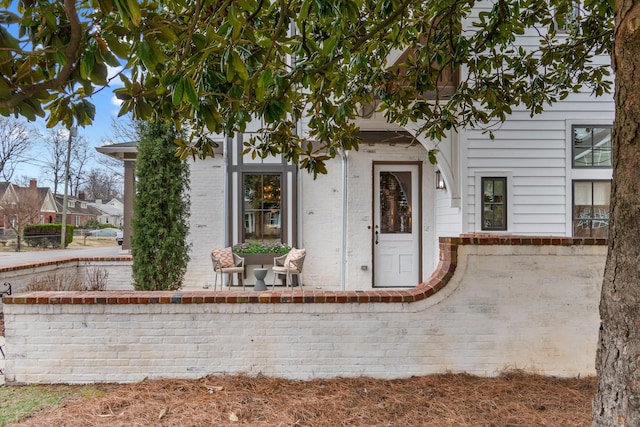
[88,228,120,237]
[116,230,123,245]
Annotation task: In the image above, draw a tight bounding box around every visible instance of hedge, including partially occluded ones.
[24,224,74,248]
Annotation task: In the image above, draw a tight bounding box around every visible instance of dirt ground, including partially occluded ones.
[10,371,595,427]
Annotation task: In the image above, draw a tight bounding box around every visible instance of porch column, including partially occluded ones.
[122,159,136,251]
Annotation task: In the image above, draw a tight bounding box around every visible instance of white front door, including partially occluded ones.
[373,163,421,287]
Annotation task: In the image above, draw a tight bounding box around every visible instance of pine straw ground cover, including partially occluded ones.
[9,371,595,427]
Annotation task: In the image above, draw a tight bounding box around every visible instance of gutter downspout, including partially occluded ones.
[223,136,229,246]
[339,148,348,291]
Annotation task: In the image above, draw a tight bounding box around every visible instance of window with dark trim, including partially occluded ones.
[572,126,613,168]
[242,173,282,242]
[229,135,298,248]
[572,180,610,238]
[481,177,507,231]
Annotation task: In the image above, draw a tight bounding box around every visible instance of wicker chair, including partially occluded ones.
[211,249,245,290]
[272,249,306,289]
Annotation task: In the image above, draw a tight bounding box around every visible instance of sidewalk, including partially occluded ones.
[0,245,125,267]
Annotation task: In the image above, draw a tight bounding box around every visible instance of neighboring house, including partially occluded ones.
[0,179,58,234]
[0,181,17,234]
[54,193,102,228]
[97,29,614,291]
[89,198,124,227]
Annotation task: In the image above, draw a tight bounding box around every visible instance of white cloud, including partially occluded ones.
[111,94,123,107]
[107,65,124,85]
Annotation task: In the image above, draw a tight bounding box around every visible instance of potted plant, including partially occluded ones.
[232,241,292,266]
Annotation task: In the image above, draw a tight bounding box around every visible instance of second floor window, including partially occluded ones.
[573,126,612,168]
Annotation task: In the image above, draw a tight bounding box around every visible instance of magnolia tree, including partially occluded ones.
[1,0,637,424]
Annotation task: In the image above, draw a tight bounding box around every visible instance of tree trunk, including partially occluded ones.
[593,1,640,425]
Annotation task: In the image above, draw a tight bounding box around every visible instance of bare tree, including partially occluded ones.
[107,116,139,143]
[80,168,122,200]
[0,117,37,182]
[69,135,92,197]
[0,184,41,251]
[41,128,93,197]
[96,154,124,182]
[41,128,67,196]
[13,175,32,187]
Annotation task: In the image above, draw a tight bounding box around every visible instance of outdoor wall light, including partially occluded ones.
[435,170,446,190]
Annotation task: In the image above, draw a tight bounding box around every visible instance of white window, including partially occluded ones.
[572,126,612,168]
[555,2,581,32]
[572,181,610,238]
[567,122,613,237]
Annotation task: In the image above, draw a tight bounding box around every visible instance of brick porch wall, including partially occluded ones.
[2,236,607,383]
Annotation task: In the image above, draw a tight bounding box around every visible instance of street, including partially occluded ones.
[0,245,126,267]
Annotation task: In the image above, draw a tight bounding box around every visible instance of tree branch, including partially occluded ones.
[0,0,83,111]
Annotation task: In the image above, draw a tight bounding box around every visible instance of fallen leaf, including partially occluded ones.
[159,407,168,420]
[206,385,224,393]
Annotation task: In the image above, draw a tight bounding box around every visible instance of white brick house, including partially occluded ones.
[178,92,613,290]
[99,8,614,292]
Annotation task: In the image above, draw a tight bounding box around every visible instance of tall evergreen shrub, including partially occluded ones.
[132,121,190,290]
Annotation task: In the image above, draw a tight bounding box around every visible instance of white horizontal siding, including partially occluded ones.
[511,204,565,214]
[515,195,565,205]
[435,190,462,236]
[468,148,566,158]
[514,185,566,196]
[462,80,614,235]
[468,158,566,168]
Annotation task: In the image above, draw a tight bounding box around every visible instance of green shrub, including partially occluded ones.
[23,224,74,248]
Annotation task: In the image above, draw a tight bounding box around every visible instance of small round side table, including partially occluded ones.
[253,268,268,291]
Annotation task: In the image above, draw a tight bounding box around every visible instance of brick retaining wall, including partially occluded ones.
[2,237,607,383]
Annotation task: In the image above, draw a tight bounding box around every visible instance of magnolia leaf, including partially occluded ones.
[125,0,142,26]
[80,53,95,79]
[104,34,130,59]
[203,105,222,132]
[183,78,199,107]
[95,0,114,13]
[172,78,185,106]
[230,51,249,81]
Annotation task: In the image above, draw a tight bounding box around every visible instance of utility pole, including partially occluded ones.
[60,126,76,248]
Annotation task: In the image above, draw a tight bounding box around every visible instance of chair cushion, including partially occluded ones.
[212,247,235,268]
[284,247,305,269]
[273,265,299,274]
